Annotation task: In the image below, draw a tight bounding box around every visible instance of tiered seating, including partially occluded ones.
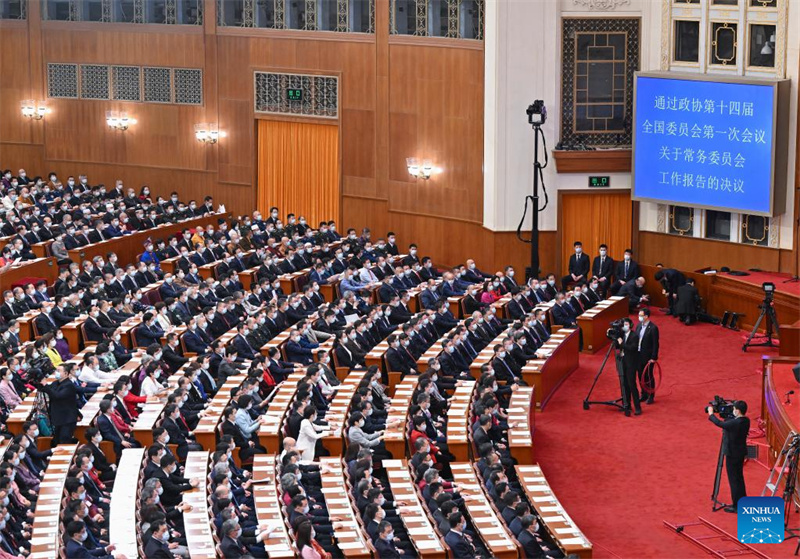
[110,447,147,558]
[182,450,217,558]
[317,456,374,557]
[131,370,185,446]
[449,463,519,559]
[29,444,78,558]
[259,370,306,453]
[507,385,536,465]
[383,376,418,458]
[383,459,448,557]
[250,455,296,558]
[320,369,365,455]
[193,373,248,450]
[445,381,476,461]
[516,464,593,557]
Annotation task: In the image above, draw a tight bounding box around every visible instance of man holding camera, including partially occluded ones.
[615,317,641,416]
[706,400,750,512]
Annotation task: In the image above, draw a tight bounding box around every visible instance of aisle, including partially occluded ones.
[533,314,798,558]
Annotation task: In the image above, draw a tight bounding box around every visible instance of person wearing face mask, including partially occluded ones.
[153,454,200,508]
[707,400,750,513]
[615,317,641,416]
[611,248,640,295]
[347,412,391,461]
[41,364,79,446]
[65,520,116,559]
[143,518,174,559]
[562,240,591,291]
[591,243,615,297]
[635,308,659,404]
[373,520,406,559]
[444,511,478,558]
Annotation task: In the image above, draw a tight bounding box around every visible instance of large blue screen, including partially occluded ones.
[633,75,775,214]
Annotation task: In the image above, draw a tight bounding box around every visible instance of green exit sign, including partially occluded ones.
[589,176,610,187]
[287,88,303,101]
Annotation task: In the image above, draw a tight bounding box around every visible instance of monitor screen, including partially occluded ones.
[632,73,780,216]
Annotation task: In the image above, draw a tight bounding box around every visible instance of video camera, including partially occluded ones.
[762,282,775,303]
[606,319,625,341]
[707,395,735,419]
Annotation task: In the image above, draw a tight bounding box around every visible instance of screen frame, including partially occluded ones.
[631,71,789,217]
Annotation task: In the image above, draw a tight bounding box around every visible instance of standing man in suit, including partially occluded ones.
[635,308,659,404]
[562,240,591,291]
[611,248,639,295]
[706,400,750,512]
[591,244,614,296]
[615,317,640,416]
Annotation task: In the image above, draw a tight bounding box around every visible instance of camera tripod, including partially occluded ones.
[762,432,800,553]
[711,435,731,512]
[742,296,780,352]
[583,342,626,412]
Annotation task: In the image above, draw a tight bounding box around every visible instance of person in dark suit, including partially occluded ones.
[135,313,165,347]
[443,512,477,558]
[635,307,659,404]
[64,520,115,559]
[144,519,174,558]
[619,277,649,312]
[152,454,198,507]
[84,427,116,482]
[562,240,591,290]
[611,249,640,295]
[707,400,750,512]
[219,519,250,559]
[35,306,59,336]
[615,317,640,416]
[41,365,79,446]
[591,244,614,296]
[517,515,554,559]
[551,293,578,328]
[655,265,687,316]
[675,277,701,325]
[183,323,210,354]
[374,520,405,558]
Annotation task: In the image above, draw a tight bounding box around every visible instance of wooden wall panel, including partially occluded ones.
[639,231,783,272]
[0,24,35,146]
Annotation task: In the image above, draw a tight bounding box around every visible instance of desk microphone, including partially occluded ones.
[785,390,794,405]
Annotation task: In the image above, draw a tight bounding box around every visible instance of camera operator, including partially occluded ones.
[614,318,641,416]
[706,400,750,512]
[636,308,659,405]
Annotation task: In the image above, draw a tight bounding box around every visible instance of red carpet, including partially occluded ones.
[533,314,799,558]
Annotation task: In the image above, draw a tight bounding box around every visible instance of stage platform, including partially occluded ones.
[720,270,799,296]
[640,265,800,337]
[761,358,799,468]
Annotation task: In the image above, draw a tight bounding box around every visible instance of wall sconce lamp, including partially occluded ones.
[21,100,48,120]
[106,110,136,131]
[195,123,225,144]
[407,158,434,180]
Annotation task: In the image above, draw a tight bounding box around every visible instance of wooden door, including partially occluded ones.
[559,190,632,276]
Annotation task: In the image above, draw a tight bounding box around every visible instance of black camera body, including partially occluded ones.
[708,395,735,419]
[606,319,625,341]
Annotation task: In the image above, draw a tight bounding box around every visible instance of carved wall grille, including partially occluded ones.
[254,71,338,119]
[143,67,173,103]
[112,66,142,101]
[47,63,79,99]
[47,63,201,106]
[174,68,204,105]
[80,64,111,100]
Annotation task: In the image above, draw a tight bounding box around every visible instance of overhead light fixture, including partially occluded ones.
[407,158,434,180]
[21,100,48,120]
[106,110,135,131]
[195,123,224,144]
